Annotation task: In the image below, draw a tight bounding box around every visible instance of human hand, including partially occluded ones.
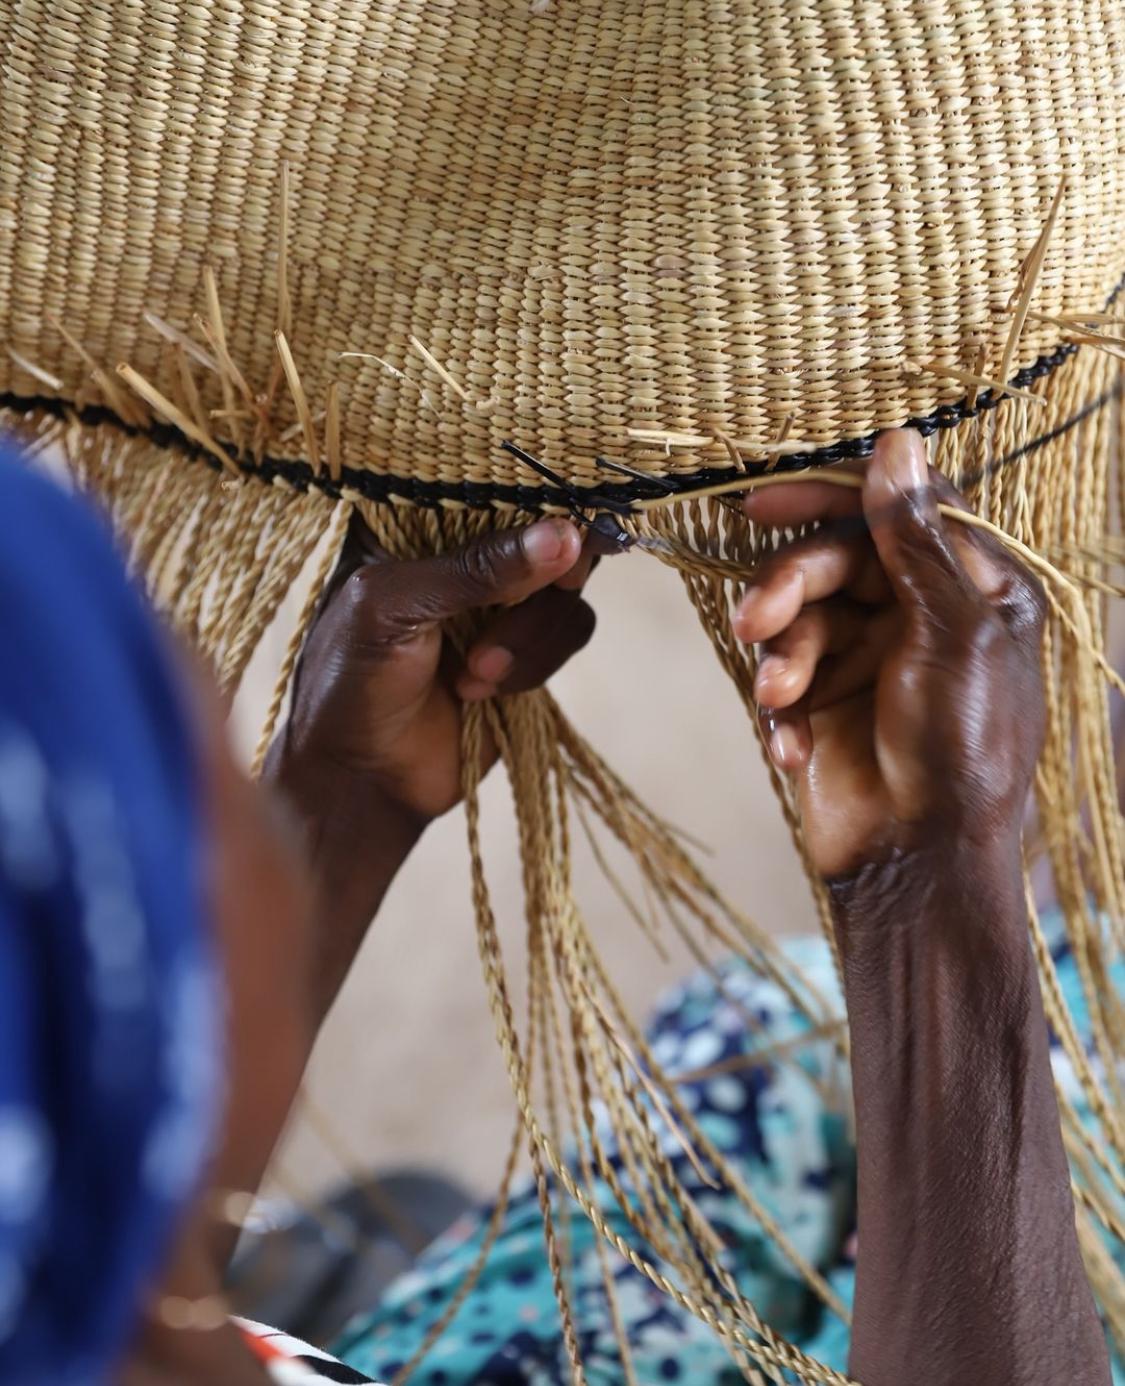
[735,429,1047,882]
[277,513,595,824]
[745,436,1111,1386]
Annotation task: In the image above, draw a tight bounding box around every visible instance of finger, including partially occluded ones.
[758,701,813,773]
[928,471,1048,638]
[743,468,865,530]
[458,589,597,700]
[924,471,1012,598]
[862,430,983,631]
[804,605,902,712]
[554,531,606,592]
[755,601,863,709]
[733,528,888,645]
[345,518,583,642]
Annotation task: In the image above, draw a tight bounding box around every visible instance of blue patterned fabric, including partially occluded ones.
[0,452,220,1385]
[335,930,1122,1384]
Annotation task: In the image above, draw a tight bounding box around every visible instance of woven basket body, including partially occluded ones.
[2,0,1124,498]
[4,6,1125,1384]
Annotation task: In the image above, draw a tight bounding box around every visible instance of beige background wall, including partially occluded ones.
[232,546,818,1200]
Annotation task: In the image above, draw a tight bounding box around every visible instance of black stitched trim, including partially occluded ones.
[3,262,1123,514]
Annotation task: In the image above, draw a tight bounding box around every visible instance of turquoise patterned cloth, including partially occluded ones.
[334,925,1121,1384]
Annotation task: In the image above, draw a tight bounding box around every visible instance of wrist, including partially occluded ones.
[831,832,1046,1176]
[827,829,1027,980]
[264,732,427,1021]
[835,832,1099,1386]
[830,830,1039,1104]
[265,730,431,845]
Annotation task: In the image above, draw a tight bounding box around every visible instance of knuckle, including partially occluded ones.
[747,549,782,588]
[753,548,803,594]
[454,537,511,597]
[962,606,1007,662]
[880,488,925,537]
[946,609,1043,742]
[338,563,417,649]
[914,596,994,660]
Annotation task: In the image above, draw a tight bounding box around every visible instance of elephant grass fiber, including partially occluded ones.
[3,2,1125,1379]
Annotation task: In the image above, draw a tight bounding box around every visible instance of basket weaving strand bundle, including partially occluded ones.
[3,1,1125,1380]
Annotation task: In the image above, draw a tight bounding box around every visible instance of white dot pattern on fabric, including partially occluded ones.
[0,1107,51,1226]
[705,1076,746,1112]
[64,776,150,1019]
[143,962,223,1201]
[0,726,56,891]
[678,1028,723,1073]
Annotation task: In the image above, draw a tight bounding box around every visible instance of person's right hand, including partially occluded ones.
[734,429,1047,882]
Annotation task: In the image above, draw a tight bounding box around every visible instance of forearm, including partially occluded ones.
[834,841,1108,1386]
[264,739,425,1029]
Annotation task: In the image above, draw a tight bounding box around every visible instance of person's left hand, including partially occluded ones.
[277,512,596,824]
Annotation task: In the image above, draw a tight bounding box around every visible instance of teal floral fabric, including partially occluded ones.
[334,926,1120,1384]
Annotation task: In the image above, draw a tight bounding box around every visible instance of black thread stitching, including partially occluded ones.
[3,263,1124,514]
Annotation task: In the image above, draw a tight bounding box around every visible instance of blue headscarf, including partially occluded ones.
[0,447,220,1384]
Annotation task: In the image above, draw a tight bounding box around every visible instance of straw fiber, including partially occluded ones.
[3,3,1125,1382]
[2,0,1124,496]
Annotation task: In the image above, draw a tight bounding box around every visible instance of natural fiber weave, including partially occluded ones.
[3,3,1125,1382]
[3,0,1125,496]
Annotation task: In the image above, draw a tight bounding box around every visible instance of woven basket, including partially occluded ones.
[3,4,1125,1383]
[3,0,1124,499]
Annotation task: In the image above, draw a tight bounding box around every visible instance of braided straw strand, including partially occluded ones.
[250,501,352,778]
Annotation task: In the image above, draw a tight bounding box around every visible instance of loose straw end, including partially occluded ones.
[116,361,240,477]
[275,329,322,476]
[410,335,474,406]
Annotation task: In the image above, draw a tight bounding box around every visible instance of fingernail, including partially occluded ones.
[772,722,795,768]
[879,429,927,494]
[470,646,514,684]
[458,676,498,703]
[755,653,788,697]
[522,519,568,565]
[771,722,802,769]
[762,710,807,770]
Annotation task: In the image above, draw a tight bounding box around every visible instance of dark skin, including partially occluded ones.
[126,436,1105,1383]
[264,513,598,1022]
[736,429,1108,1385]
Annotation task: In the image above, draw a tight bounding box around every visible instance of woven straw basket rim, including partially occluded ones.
[3,0,1125,511]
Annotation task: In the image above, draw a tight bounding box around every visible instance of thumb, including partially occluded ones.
[418,518,583,616]
[344,518,584,641]
[862,430,975,628]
